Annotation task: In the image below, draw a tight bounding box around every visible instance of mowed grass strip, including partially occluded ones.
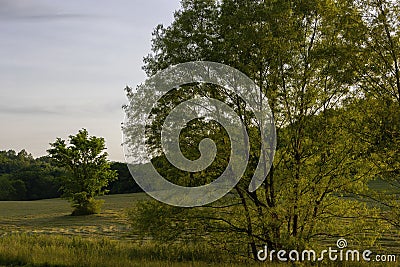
[0,193,148,237]
[0,193,148,218]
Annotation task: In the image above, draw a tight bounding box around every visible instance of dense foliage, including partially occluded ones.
[125,0,400,260]
[47,129,120,215]
[0,150,62,201]
[0,149,141,201]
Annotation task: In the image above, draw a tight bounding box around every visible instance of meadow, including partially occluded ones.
[0,194,260,266]
[0,193,398,266]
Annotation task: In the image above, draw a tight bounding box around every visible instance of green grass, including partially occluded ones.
[368,178,399,192]
[0,194,249,266]
[0,193,147,238]
[0,234,397,267]
[0,193,398,266]
[0,234,244,267]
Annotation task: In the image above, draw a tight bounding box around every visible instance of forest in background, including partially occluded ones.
[0,149,141,201]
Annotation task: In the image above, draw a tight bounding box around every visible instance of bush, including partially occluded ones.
[71,198,104,216]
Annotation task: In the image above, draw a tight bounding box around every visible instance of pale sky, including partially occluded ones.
[0,0,181,161]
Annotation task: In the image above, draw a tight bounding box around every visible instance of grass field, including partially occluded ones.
[0,193,148,239]
[0,193,398,266]
[0,193,256,266]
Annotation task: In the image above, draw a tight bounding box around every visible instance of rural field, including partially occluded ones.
[0,193,227,266]
[0,194,146,239]
[0,193,398,266]
[0,193,274,266]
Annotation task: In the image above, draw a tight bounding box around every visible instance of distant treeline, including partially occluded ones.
[0,149,142,201]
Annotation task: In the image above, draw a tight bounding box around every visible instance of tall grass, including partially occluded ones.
[0,233,237,266]
[0,234,397,266]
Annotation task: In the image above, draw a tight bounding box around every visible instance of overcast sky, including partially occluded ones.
[0,0,181,161]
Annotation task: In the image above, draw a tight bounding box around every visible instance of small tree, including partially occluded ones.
[47,129,117,215]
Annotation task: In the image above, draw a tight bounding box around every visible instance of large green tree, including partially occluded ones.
[126,0,394,260]
[48,129,117,215]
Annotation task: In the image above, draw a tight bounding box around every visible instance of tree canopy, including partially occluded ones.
[125,0,400,260]
[47,129,118,215]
